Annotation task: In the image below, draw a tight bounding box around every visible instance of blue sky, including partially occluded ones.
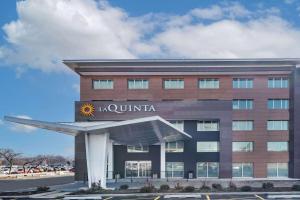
[1,0,300,157]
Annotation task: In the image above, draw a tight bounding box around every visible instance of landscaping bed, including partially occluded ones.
[71,182,300,195]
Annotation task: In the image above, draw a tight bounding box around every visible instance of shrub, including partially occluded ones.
[292,184,300,191]
[228,181,237,191]
[262,182,274,190]
[240,185,252,192]
[36,186,50,192]
[119,184,129,190]
[159,184,170,191]
[140,185,155,193]
[174,183,183,191]
[212,183,222,191]
[200,183,211,191]
[89,181,105,193]
[183,186,195,192]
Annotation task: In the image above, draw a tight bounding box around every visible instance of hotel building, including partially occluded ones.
[5,59,300,188]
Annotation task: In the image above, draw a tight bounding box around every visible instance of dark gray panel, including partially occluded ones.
[74,135,87,181]
[76,100,232,179]
[291,68,300,178]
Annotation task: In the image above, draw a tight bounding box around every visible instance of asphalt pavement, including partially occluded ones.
[0,175,74,192]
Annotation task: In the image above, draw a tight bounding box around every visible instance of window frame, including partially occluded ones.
[163,79,184,89]
[232,121,254,131]
[166,162,184,178]
[267,120,289,131]
[232,99,253,110]
[197,141,220,152]
[268,77,289,88]
[92,79,114,90]
[267,163,288,178]
[128,79,149,90]
[232,163,254,178]
[232,142,254,152]
[127,145,149,153]
[169,121,184,131]
[199,78,220,89]
[232,78,253,89]
[165,141,184,153]
[267,142,288,152]
[196,162,219,178]
[197,121,219,131]
[268,99,289,109]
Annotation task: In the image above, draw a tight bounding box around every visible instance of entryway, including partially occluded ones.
[125,161,152,178]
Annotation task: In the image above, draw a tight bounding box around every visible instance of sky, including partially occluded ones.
[1,0,300,158]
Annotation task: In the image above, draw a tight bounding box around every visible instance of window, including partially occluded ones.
[127,145,149,153]
[166,141,184,153]
[267,142,288,152]
[197,142,219,152]
[93,80,113,89]
[170,121,184,131]
[199,79,219,89]
[268,77,289,88]
[166,162,184,178]
[233,78,253,88]
[268,99,289,109]
[232,142,253,152]
[196,162,219,178]
[164,79,184,89]
[267,121,289,131]
[128,79,149,89]
[197,121,219,131]
[267,163,288,177]
[232,163,253,178]
[232,121,253,131]
[232,99,253,110]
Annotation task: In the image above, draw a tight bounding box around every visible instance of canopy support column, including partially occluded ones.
[160,142,166,178]
[85,132,109,188]
[107,140,114,179]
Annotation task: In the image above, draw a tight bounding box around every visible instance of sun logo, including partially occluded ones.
[80,103,95,117]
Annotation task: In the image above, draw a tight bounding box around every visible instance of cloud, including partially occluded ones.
[0,0,151,72]
[1,0,300,73]
[190,6,224,20]
[0,119,3,126]
[284,0,295,4]
[151,16,300,58]
[72,83,80,93]
[9,115,37,133]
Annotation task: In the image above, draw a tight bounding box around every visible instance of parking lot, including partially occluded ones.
[0,175,74,192]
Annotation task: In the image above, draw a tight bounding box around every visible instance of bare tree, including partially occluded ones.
[45,155,68,166]
[0,148,22,174]
[26,155,47,173]
[18,157,36,173]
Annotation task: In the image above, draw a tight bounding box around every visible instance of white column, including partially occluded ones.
[107,140,114,179]
[160,142,166,179]
[85,132,109,188]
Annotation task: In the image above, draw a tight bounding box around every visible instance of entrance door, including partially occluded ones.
[125,161,151,178]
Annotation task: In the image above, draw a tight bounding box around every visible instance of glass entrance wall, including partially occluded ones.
[125,161,152,178]
[197,162,219,178]
[166,162,184,178]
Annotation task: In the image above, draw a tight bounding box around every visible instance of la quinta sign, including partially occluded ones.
[98,104,156,114]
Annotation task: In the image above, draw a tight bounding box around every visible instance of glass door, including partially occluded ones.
[138,161,151,177]
[125,161,151,178]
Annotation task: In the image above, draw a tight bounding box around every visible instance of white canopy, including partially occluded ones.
[4,115,192,145]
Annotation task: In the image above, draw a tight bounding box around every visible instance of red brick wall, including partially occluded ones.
[80,74,290,178]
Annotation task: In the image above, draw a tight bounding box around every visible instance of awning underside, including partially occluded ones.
[4,116,192,145]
